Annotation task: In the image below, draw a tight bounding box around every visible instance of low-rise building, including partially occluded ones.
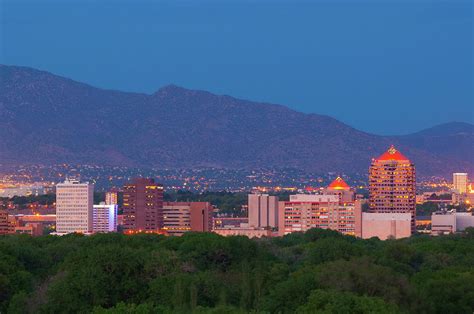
[278,193,361,237]
[431,211,474,235]
[93,203,118,233]
[361,212,412,240]
[162,202,213,236]
[213,227,273,238]
[0,210,13,235]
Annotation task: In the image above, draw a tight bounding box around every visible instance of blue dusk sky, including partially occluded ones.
[1,0,472,135]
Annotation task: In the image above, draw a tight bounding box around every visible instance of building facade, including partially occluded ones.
[323,176,355,203]
[162,202,213,236]
[105,190,118,205]
[55,179,94,234]
[93,203,118,233]
[0,210,12,235]
[431,211,474,235]
[122,178,164,233]
[248,194,279,228]
[453,173,468,194]
[361,212,412,240]
[369,145,416,232]
[213,227,273,238]
[278,194,360,237]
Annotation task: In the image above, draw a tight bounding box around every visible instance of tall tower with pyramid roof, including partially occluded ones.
[369,145,416,232]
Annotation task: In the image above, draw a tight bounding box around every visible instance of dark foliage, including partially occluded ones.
[1,229,473,313]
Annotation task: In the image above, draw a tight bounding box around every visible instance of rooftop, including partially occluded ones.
[327,176,350,190]
[376,145,410,162]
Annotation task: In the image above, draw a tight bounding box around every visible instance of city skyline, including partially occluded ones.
[1,1,473,312]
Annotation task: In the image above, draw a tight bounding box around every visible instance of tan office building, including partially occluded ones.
[369,145,416,233]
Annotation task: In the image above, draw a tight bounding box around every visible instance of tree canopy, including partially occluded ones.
[1,228,473,313]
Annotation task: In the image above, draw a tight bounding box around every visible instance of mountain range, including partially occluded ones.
[0,64,472,177]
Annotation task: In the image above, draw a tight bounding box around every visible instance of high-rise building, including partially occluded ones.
[93,203,118,233]
[162,202,213,236]
[105,190,118,205]
[248,194,279,228]
[56,179,94,234]
[278,194,360,236]
[453,173,468,194]
[122,178,164,233]
[369,145,416,232]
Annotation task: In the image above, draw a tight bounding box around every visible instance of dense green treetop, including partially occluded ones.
[1,228,473,313]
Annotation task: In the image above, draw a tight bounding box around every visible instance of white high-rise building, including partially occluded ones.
[248,194,279,228]
[453,173,468,194]
[55,179,94,234]
[93,203,118,233]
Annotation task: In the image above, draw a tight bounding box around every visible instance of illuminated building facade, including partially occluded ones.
[105,190,118,205]
[0,210,12,235]
[369,145,416,232]
[56,179,94,234]
[162,202,213,236]
[453,173,468,194]
[122,178,164,233]
[93,203,118,233]
[248,194,279,228]
[323,176,355,202]
[278,194,360,236]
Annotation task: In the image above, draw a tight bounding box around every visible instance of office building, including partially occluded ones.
[105,190,118,205]
[162,202,213,236]
[278,194,360,236]
[453,173,468,194]
[0,210,12,235]
[122,178,164,233]
[213,217,248,229]
[369,145,416,232]
[248,194,279,228]
[361,212,411,240]
[14,223,43,236]
[55,179,94,234]
[93,203,118,233]
[431,211,474,235]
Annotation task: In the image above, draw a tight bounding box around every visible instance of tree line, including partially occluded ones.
[1,228,473,313]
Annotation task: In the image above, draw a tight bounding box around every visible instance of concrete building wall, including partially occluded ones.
[431,213,456,235]
[361,212,411,240]
[248,194,278,228]
[456,213,474,231]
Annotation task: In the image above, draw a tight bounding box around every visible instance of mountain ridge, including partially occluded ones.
[0,64,472,176]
